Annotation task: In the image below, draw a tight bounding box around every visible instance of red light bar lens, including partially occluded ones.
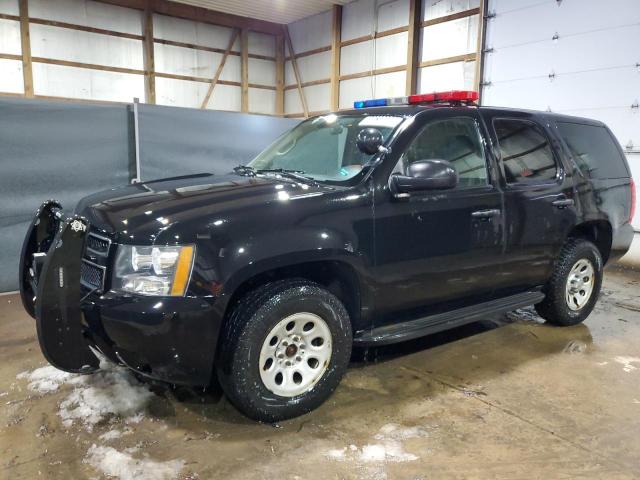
[408,90,478,104]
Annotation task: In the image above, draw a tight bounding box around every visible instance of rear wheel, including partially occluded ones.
[535,238,603,326]
[216,280,352,422]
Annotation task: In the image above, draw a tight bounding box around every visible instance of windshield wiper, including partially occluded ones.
[233,165,256,176]
[256,168,318,186]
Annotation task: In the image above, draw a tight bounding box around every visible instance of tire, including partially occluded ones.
[535,238,603,326]
[216,279,352,422]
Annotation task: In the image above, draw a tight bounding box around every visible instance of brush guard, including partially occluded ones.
[19,200,100,373]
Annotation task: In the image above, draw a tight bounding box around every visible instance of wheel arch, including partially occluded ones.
[567,220,613,264]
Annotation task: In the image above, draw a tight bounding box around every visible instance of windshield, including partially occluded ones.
[248,114,404,182]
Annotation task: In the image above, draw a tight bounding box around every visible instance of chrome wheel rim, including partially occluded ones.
[259,312,332,397]
[565,258,595,311]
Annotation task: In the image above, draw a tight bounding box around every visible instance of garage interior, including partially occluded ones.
[1,0,639,478]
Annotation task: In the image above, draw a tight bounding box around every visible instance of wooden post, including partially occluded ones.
[275,33,285,116]
[18,0,34,97]
[201,29,239,109]
[284,26,308,117]
[330,5,342,111]
[474,0,487,97]
[241,28,249,113]
[405,0,421,95]
[143,8,156,104]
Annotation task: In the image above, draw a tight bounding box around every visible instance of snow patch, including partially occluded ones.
[613,356,640,373]
[85,444,184,480]
[17,361,154,431]
[99,429,131,442]
[325,423,427,464]
[16,366,74,393]
[59,363,154,430]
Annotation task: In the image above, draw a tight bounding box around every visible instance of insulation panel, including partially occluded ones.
[0,0,18,15]
[153,14,239,52]
[249,87,276,115]
[0,18,21,55]
[288,10,332,53]
[422,0,479,21]
[418,60,475,93]
[0,58,23,94]
[420,15,478,62]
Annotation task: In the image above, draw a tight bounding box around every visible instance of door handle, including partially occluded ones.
[552,198,575,208]
[471,209,501,219]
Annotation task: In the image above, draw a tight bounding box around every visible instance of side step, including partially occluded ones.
[354,291,545,346]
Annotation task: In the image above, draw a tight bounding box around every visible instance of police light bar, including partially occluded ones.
[353,90,478,109]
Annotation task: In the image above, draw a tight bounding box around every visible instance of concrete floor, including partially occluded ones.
[1,267,640,480]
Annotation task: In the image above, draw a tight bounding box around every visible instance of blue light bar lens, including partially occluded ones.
[353,98,388,108]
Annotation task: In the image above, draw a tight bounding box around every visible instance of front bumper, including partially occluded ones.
[19,200,222,386]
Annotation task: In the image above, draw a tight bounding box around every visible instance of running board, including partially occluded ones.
[354,291,546,346]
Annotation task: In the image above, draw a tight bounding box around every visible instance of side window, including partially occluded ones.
[493,118,558,184]
[395,117,488,189]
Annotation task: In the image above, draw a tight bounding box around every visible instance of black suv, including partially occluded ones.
[20,91,635,422]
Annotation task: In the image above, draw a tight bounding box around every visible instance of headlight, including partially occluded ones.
[113,245,195,296]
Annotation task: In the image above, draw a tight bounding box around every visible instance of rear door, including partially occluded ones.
[480,110,577,294]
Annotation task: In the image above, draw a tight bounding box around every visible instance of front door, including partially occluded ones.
[372,110,505,325]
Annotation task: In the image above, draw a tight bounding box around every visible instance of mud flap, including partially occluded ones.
[19,200,63,319]
[34,215,100,373]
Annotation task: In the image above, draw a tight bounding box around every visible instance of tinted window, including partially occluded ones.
[556,122,628,179]
[396,117,488,189]
[493,118,557,183]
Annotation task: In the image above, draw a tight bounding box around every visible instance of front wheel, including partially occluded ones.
[535,238,603,326]
[216,280,352,422]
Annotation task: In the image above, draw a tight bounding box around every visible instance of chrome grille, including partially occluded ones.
[81,259,105,291]
[86,232,111,257]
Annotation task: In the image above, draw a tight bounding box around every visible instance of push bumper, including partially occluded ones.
[19,200,223,386]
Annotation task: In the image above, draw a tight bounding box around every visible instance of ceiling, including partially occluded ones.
[172,0,352,24]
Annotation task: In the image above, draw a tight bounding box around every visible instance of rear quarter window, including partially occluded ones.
[556,122,629,179]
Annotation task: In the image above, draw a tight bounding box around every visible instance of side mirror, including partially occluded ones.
[390,159,458,195]
[356,128,384,155]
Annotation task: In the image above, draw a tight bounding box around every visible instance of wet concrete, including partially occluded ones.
[1,266,640,479]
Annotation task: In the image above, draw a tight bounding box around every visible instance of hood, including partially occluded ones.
[76,173,335,243]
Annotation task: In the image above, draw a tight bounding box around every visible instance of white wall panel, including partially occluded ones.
[288,10,332,53]
[153,14,237,51]
[304,83,330,112]
[423,0,479,21]
[285,88,302,114]
[0,0,18,15]
[249,87,276,115]
[0,18,21,55]
[285,52,331,85]
[248,31,275,57]
[418,60,475,92]
[375,32,408,69]
[33,63,145,102]
[340,40,373,76]
[209,83,241,111]
[29,0,143,35]
[154,42,221,78]
[339,70,406,109]
[219,55,241,83]
[342,0,408,41]
[156,76,207,108]
[0,58,23,93]
[377,0,409,31]
[420,15,478,61]
[342,0,375,41]
[248,58,276,85]
[30,24,144,70]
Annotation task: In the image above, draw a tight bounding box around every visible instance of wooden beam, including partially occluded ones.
[340,25,408,48]
[406,0,421,95]
[418,52,476,68]
[143,8,155,103]
[421,7,480,28]
[330,5,342,111]
[275,34,285,116]
[284,26,308,117]
[29,17,144,40]
[18,0,33,97]
[240,28,249,113]
[474,0,487,97]
[94,0,284,36]
[32,57,145,75]
[153,38,274,61]
[285,78,331,91]
[285,45,331,62]
[339,64,406,82]
[201,29,239,109]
